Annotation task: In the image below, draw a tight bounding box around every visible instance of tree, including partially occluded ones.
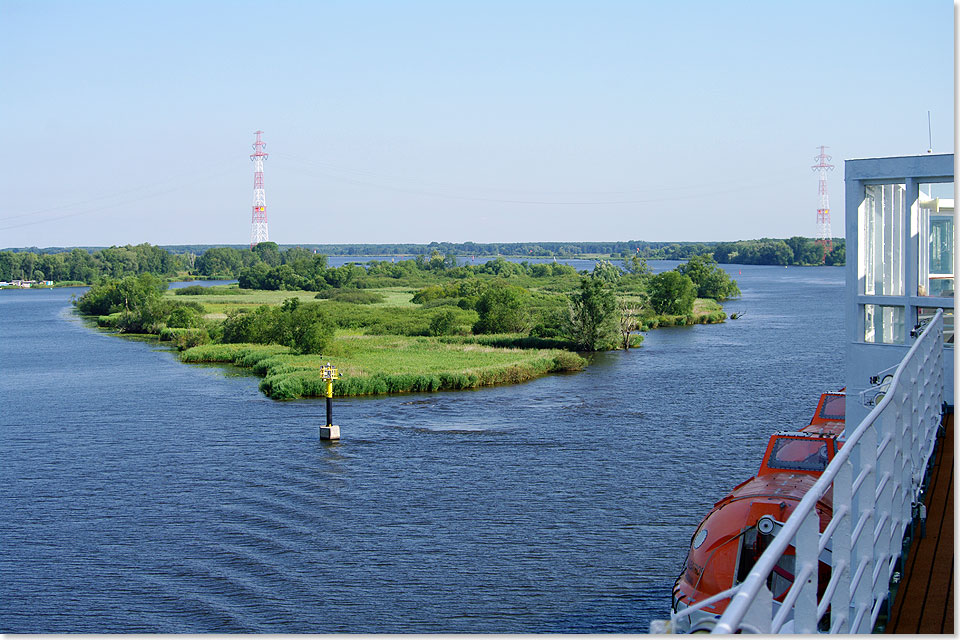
[252,241,281,266]
[623,253,651,276]
[218,298,332,354]
[675,254,740,300]
[0,252,20,280]
[265,264,306,290]
[565,277,618,351]
[429,310,458,336]
[618,299,642,350]
[647,271,696,315]
[283,302,333,354]
[74,273,167,315]
[195,247,244,276]
[591,259,622,284]
[826,242,845,266]
[238,263,270,289]
[758,240,793,266]
[472,280,528,333]
[66,248,96,282]
[166,305,205,328]
[323,263,365,288]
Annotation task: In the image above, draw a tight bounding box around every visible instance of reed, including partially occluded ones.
[180,336,586,400]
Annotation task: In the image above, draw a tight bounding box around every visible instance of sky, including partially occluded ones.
[0,0,955,248]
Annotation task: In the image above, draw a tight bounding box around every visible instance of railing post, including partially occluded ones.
[876,403,898,598]
[851,424,877,633]
[907,373,923,500]
[738,584,773,634]
[831,452,853,633]
[794,509,821,633]
[894,392,912,553]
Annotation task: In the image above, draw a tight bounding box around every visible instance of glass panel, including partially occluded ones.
[766,437,830,472]
[818,394,845,420]
[864,304,905,344]
[860,184,905,296]
[917,307,955,345]
[918,183,954,297]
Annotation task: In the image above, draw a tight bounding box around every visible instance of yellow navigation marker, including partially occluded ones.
[320,363,340,440]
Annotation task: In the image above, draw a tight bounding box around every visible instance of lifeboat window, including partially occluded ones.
[767,437,830,472]
[817,395,845,420]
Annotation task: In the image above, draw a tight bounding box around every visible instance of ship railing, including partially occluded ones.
[669,309,944,634]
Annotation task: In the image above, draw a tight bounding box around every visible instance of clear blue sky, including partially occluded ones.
[0,0,954,248]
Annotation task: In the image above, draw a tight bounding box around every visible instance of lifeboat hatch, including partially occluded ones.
[759,433,838,476]
[810,392,845,426]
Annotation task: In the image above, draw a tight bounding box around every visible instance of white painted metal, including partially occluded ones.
[844,154,953,428]
[694,309,944,634]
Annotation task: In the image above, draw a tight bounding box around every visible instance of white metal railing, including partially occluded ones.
[666,309,944,634]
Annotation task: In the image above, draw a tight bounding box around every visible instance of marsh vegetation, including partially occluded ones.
[73,251,739,399]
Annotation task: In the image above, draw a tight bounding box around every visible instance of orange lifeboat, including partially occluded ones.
[671,392,845,632]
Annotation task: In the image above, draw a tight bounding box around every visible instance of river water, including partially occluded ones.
[0,263,843,632]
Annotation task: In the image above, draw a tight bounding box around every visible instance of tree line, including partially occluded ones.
[0,236,844,283]
[0,244,192,283]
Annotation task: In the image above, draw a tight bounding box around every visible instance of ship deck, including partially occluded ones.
[887,411,954,634]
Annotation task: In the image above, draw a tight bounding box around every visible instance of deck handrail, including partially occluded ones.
[670,309,944,634]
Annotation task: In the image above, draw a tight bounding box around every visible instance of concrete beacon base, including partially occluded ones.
[320,425,341,440]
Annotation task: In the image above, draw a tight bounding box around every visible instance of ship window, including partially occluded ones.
[818,395,845,420]
[767,437,829,472]
[864,304,905,344]
[917,183,954,298]
[860,183,905,296]
[917,307,955,345]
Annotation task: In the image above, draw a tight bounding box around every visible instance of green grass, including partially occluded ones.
[163,285,420,317]
[368,287,417,307]
[161,279,727,400]
[180,336,586,400]
[162,286,319,316]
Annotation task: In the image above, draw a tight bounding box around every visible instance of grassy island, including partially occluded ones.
[180,338,585,400]
[73,249,738,399]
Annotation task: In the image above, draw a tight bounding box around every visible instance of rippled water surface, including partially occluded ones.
[0,264,843,632]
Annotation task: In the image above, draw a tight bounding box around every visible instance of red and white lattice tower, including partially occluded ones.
[249,130,269,247]
[811,145,834,262]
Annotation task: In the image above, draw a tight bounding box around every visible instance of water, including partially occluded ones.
[325,254,679,272]
[0,264,844,632]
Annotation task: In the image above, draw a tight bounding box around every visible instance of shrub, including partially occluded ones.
[472,280,528,334]
[552,350,587,371]
[166,305,205,328]
[97,313,122,328]
[160,327,210,350]
[648,271,696,315]
[429,310,458,336]
[675,254,741,300]
[174,285,208,295]
[175,285,243,296]
[74,273,167,315]
[217,299,333,354]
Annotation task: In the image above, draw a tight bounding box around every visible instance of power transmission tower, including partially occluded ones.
[250,130,269,247]
[812,145,834,262]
